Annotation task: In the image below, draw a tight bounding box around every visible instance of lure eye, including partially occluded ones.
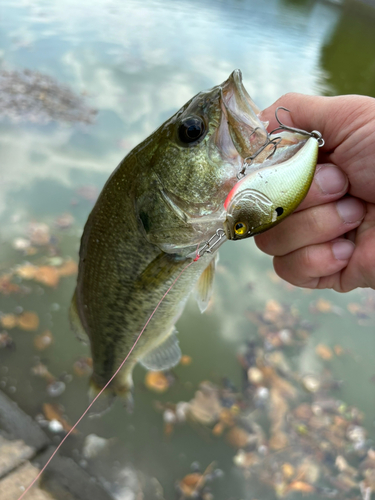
[234,222,247,236]
[275,207,284,216]
[178,116,206,144]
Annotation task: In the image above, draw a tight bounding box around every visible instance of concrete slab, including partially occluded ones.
[0,392,49,451]
[0,461,55,500]
[0,435,35,479]
[36,447,114,500]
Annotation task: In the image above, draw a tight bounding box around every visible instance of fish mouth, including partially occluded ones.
[214,70,306,167]
[215,69,269,162]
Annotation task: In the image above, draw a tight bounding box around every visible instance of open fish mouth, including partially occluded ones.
[219,69,269,160]
[214,70,305,170]
[176,70,310,250]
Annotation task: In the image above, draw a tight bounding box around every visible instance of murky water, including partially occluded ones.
[1,0,375,499]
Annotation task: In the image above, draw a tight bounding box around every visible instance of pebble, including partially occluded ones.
[82,434,111,459]
[302,374,321,393]
[47,381,66,397]
[48,419,64,433]
[163,409,176,424]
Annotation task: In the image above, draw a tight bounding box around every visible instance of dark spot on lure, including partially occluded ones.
[276,207,284,216]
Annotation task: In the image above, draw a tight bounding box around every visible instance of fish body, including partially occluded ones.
[70,70,319,409]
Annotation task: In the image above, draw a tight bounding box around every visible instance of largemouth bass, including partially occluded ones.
[70,70,318,411]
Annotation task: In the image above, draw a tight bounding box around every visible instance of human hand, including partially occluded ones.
[255,93,375,292]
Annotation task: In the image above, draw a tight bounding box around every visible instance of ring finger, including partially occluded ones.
[255,196,365,256]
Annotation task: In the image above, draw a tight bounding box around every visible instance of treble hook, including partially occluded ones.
[270,107,325,147]
[237,106,324,179]
[237,135,282,179]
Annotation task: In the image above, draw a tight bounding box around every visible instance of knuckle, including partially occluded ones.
[300,245,315,271]
[304,205,327,236]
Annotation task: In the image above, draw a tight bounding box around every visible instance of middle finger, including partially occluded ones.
[255,196,365,256]
[294,163,348,213]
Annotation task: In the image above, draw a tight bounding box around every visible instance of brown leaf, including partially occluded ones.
[54,213,74,229]
[33,330,53,350]
[347,302,361,315]
[0,274,21,294]
[16,264,38,280]
[312,298,332,313]
[57,260,78,277]
[263,299,284,323]
[180,355,192,366]
[17,311,39,331]
[287,481,315,494]
[43,403,78,435]
[212,422,225,436]
[269,431,289,450]
[145,371,169,393]
[73,357,93,377]
[28,222,50,246]
[226,426,251,448]
[334,345,344,356]
[34,266,60,287]
[1,314,17,329]
[293,404,313,421]
[164,422,174,437]
[179,473,204,496]
[219,408,235,426]
[187,382,222,425]
[282,463,295,479]
[316,344,333,360]
[233,450,260,469]
[32,362,55,383]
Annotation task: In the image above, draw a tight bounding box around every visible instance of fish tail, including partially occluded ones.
[87,371,134,416]
[115,383,134,413]
[87,377,116,417]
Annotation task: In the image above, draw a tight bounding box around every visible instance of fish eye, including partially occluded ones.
[178,116,206,144]
[234,222,247,236]
[275,207,284,216]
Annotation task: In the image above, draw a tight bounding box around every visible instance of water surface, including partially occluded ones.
[0,1,375,499]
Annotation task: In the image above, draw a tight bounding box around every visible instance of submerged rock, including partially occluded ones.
[0,69,97,124]
[82,434,113,459]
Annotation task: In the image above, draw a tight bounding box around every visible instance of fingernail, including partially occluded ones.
[315,165,347,194]
[332,240,355,260]
[336,198,365,223]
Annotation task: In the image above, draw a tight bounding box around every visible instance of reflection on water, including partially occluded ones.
[321,1,375,96]
[0,0,375,499]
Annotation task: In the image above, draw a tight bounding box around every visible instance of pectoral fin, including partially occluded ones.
[139,328,181,371]
[194,255,217,313]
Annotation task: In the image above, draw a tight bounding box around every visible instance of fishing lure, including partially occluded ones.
[193,107,324,255]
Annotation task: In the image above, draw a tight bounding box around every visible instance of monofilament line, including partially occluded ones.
[17,256,199,500]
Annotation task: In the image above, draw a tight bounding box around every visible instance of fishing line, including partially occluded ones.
[17,253,200,500]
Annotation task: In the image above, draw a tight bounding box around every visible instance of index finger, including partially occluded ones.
[259,93,372,153]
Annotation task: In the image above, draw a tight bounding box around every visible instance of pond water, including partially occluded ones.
[1,0,375,499]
